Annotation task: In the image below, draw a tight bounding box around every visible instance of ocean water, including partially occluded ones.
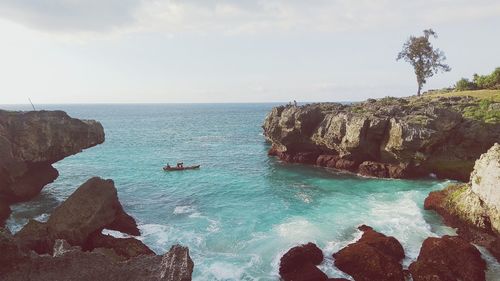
[4,103,500,280]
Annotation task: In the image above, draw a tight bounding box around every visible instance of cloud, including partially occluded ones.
[0,0,142,32]
[1,0,500,37]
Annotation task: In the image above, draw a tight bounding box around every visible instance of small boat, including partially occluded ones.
[163,165,200,171]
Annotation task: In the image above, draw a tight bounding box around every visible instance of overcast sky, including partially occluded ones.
[1,0,499,104]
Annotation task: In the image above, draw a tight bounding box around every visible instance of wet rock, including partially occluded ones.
[0,110,104,203]
[263,97,500,180]
[409,235,486,281]
[333,225,405,281]
[279,242,328,281]
[15,219,52,254]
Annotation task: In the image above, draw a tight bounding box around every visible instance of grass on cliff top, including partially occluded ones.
[424,89,500,102]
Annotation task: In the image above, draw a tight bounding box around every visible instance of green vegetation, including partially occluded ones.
[462,99,500,123]
[397,29,450,96]
[424,89,500,103]
[455,67,500,91]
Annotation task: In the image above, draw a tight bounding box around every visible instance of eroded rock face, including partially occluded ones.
[0,237,193,281]
[409,235,486,281]
[333,225,405,281]
[263,97,500,180]
[424,143,500,260]
[0,110,104,205]
[279,242,328,281]
[15,177,144,258]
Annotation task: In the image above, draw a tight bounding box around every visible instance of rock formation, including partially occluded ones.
[1,231,193,281]
[14,177,147,258]
[425,143,500,260]
[279,242,328,281]
[333,225,405,281]
[1,177,194,280]
[0,110,104,225]
[263,96,500,181]
[409,235,486,281]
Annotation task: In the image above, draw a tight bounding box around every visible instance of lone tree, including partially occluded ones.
[397,29,450,96]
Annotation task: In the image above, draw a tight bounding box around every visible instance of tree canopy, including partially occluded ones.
[397,29,451,96]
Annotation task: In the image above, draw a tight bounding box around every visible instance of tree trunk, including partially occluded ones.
[417,83,422,96]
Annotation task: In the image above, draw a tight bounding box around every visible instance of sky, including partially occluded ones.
[0,0,499,104]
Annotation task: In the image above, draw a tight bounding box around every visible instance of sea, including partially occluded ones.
[3,103,500,280]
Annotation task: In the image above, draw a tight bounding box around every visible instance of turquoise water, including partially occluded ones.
[5,104,500,280]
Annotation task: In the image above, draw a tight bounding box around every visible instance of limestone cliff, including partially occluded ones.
[425,143,500,260]
[0,110,105,204]
[263,96,500,180]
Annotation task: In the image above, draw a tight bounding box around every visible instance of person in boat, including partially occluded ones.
[177,162,184,168]
[166,163,171,169]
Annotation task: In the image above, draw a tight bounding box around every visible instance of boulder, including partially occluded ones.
[333,225,404,281]
[279,242,328,281]
[409,235,486,281]
[15,177,144,258]
[46,177,139,244]
[0,110,104,203]
[263,97,500,180]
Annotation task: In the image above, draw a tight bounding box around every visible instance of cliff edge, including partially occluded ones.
[425,143,500,261]
[263,96,499,180]
[0,110,105,203]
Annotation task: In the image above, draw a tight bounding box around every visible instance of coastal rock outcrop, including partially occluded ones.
[279,242,328,281]
[1,231,193,281]
[1,176,194,280]
[409,235,486,281]
[15,177,147,258]
[332,225,405,281]
[425,143,500,260]
[0,110,104,225]
[263,96,500,180]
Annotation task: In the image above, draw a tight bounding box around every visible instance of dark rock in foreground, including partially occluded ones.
[263,96,500,181]
[409,235,486,281]
[15,177,147,258]
[0,110,104,225]
[279,242,328,281]
[333,225,405,281]
[1,231,193,281]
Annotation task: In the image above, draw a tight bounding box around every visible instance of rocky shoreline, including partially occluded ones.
[0,110,193,280]
[425,143,500,261]
[263,96,500,181]
[279,225,487,281]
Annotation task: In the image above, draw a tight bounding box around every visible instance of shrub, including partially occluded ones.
[455,78,477,91]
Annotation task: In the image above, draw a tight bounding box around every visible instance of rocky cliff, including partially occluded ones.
[263,96,500,181]
[0,110,104,225]
[425,143,500,260]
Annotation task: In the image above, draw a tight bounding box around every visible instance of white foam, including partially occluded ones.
[101,229,131,238]
[275,218,321,243]
[207,262,244,280]
[366,191,437,265]
[296,192,312,204]
[207,219,221,233]
[173,205,197,215]
[34,213,49,223]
